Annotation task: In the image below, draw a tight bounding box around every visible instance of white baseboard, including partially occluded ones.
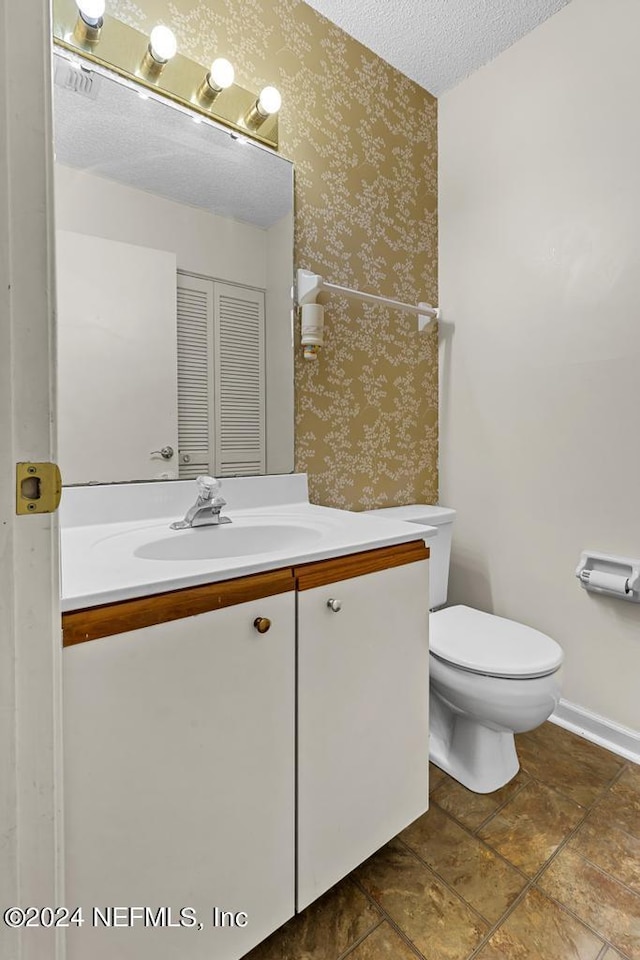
[550,699,640,765]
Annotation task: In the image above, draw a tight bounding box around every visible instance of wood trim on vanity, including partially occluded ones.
[62,540,429,646]
[294,540,429,591]
[62,568,295,647]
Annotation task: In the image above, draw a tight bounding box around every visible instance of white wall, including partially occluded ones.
[55,164,266,288]
[439,0,640,730]
[265,214,295,475]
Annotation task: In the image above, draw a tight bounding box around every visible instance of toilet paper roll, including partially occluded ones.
[582,570,629,595]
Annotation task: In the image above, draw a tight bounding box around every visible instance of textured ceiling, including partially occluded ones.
[53,55,292,229]
[304,0,572,95]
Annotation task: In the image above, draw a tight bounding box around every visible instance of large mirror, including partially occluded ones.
[52,51,294,485]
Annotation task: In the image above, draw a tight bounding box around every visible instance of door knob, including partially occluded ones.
[150,445,174,460]
[327,599,342,613]
[254,617,272,634]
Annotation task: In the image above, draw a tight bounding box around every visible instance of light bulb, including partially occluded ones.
[76,0,105,25]
[243,84,282,130]
[149,25,177,63]
[257,85,282,117]
[209,58,235,91]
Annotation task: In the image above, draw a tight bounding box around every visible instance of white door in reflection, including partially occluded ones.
[57,230,178,484]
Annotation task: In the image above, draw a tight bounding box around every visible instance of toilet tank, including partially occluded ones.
[364,504,456,609]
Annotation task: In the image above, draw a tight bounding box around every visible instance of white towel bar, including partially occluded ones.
[297,269,439,332]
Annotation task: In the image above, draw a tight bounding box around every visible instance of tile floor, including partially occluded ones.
[245,722,640,960]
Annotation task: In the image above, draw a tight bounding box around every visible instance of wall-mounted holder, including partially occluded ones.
[575,551,640,602]
[296,269,440,360]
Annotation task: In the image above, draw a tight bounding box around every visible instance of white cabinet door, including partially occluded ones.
[63,592,295,960]
[297,560,430,910]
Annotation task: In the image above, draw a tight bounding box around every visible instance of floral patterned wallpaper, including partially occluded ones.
[110,0,438,509]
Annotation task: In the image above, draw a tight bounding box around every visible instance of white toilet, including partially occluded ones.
[367,505,563,794]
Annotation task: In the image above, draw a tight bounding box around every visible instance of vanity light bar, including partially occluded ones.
[54,0,281,150]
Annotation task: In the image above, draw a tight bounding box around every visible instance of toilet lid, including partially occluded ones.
[430,605,563,679]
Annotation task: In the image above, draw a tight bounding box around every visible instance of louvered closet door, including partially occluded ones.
[177,274,266,480]
[214,282,266,477]
[176,274,215,479]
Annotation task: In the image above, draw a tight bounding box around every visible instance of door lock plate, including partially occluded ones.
[16,462,62,515]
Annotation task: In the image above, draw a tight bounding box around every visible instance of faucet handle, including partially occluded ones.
[196,475,221,500]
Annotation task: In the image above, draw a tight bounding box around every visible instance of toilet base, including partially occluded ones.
[428,651,562,795]
[430,713,520,794]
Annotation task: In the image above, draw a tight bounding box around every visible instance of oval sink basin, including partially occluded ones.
[133,523,322,562]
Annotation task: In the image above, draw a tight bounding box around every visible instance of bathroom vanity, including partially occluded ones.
[51,28,432,957]
[60,476,431,960]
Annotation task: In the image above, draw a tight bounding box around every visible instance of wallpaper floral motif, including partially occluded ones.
[110,0,438,509]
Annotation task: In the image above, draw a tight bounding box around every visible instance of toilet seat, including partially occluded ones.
[430,605,563,680]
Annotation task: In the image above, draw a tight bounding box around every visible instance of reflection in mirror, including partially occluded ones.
[53,51,294,485]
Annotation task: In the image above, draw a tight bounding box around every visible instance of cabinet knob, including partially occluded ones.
[253,617,272,634]
[327,599,342,613]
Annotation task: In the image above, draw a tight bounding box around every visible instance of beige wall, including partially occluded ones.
[108,0,438,510]
[55,165,267,287]
[266,214,296,475]
[440,0,640,730]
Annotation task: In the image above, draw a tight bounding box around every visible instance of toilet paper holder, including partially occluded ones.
[575,551,640,602]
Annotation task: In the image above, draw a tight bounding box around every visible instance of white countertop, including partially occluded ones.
[60,476,436,612]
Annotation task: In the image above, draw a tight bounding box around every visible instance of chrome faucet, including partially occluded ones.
[170,476,232,529]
